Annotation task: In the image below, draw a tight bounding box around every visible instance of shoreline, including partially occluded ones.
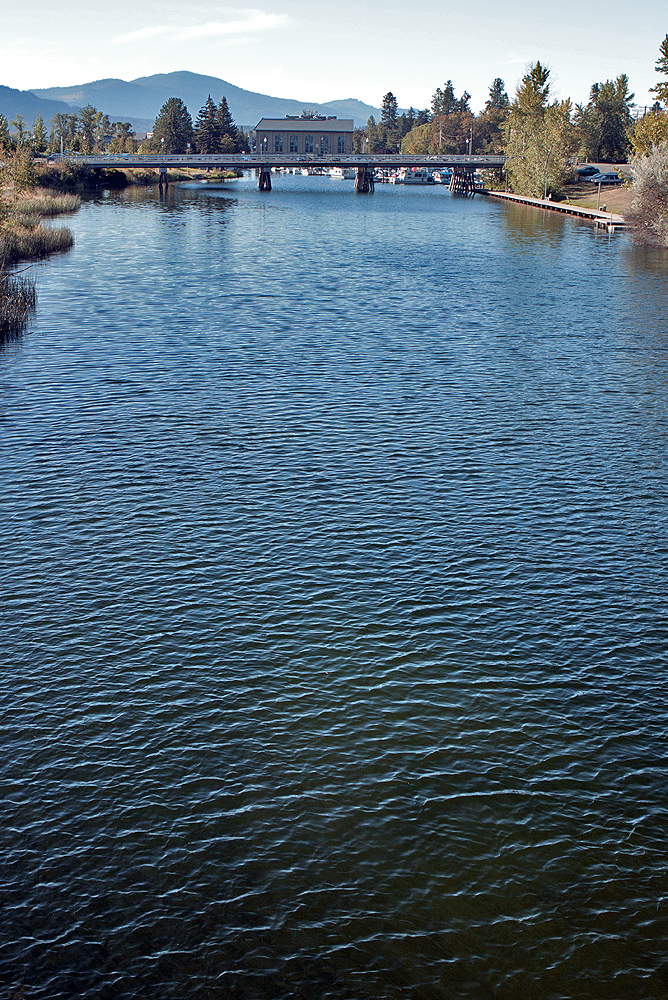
[480,189,627,232]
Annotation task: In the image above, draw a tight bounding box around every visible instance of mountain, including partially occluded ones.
[32,71,382,128]
[0,85,78,127]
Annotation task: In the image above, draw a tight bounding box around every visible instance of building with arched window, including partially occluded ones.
[253,115,354,156]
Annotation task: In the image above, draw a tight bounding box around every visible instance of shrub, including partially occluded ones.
[628,140,668,246]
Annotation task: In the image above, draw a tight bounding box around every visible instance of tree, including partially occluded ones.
[152,98,193,154]
[11,115,28,148]
[110,122,135,153]
[31,113,48,154]
[216,96,247,152]
[474,78,510,153]
[503,62,574,197]
[628,139,668,246]
[195,96,220,153]
[380,92,398,128]
[651,34,668,105]
[576,75,634,162]
[0,114,13,152]
[431,81,469,117]
[630,106,668,156]
[486,78,509,111]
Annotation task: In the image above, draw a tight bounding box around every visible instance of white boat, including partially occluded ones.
[433,169,453,185]
[390,168,436,185]
[329,167,356,179]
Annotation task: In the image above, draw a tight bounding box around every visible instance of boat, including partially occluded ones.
[329,167,356,179]
[433,169,453,185]
[390,168,436,185]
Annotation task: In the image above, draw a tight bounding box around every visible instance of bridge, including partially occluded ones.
[47,153,506,195]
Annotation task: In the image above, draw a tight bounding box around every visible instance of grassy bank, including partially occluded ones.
[1,178,80,341]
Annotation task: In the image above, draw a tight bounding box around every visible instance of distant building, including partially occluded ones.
[253,114,354,156]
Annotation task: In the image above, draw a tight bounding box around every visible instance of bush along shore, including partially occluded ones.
[1,151,81,341]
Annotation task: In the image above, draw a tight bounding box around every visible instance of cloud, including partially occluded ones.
[113,11,287,46]
[113,26,172,44]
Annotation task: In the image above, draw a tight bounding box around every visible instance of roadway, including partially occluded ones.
[46,153,506,170]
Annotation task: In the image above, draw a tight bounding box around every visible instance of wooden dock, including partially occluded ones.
[480,190,627,232]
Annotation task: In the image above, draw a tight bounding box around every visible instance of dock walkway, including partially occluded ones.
[480,189,627,231]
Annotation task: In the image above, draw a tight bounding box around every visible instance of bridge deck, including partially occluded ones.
[46,153,505,170]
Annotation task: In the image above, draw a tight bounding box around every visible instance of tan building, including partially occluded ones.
[253,115,354,156]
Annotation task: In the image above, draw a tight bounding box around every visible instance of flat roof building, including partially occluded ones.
[253,115,354,156]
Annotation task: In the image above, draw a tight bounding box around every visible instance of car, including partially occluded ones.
[575,164,600,177]
[587,171,621,185]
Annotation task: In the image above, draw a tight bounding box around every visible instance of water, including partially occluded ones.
[3,175,668,999]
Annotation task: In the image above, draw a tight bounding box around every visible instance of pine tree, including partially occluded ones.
[195,96,220,153]
[152,98,194,154]
[216,96,239,151]
[380,92,398,128]
[0,114,12,152]
[30,113,48,154]
[651,35,668,105]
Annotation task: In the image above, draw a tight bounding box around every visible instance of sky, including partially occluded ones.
[2,0,666,113]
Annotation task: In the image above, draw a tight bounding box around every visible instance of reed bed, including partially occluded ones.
[0,272,36,341]
[15,191,81,216]
[0,225,74,270]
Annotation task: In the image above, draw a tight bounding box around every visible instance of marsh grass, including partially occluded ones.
[0,272,36,341]
[16,191,81,216]
[0,225,74,270]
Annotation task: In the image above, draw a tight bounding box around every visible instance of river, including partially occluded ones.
[3,173,668,999]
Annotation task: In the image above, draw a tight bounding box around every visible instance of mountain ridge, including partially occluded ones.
[31,71,382,129]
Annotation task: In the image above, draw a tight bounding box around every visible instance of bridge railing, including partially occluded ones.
[45,153,506,168]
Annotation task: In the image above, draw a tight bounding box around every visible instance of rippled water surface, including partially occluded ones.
[3,175,668,999]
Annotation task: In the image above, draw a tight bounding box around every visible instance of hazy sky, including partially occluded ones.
[3,0,666,112]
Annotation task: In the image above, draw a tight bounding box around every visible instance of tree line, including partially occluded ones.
[356,34,668,199]
[0,94,247,157]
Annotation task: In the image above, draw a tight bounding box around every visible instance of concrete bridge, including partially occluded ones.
[47,153,506,195]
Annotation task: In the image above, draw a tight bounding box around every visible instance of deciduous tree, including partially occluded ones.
[503,62,574,197]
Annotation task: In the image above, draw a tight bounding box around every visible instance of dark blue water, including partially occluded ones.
[3,175,668,999]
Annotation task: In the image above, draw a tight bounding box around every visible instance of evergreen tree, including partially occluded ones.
[152,98,194,154]
[486,78,509,111]
[31,113,48,154]
[0,113,12,152]
[651,34,668,105]
[381,92,398,128]
[195,96,220,153]
[475,78,510,153]
[216,96,243,152]
[11,115,28,148]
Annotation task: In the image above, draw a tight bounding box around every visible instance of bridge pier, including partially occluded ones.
[258,165,272,191]
[449,167,476,196]
[355,166,375,194]
[159,166,168,189]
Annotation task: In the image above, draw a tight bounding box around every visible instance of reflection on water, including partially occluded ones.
[2,175,668,999]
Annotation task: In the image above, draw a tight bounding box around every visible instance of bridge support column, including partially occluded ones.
[449,167,476,196]
[355,166,375,194]
[258,165,272,191]
[158,166,168,189]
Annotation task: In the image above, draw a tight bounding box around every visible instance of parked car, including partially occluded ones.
[587,172,621,185]
[575,164,600,177]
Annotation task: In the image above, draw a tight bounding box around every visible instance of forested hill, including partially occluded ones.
[0,85,77,127]
[31,71,381,128]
